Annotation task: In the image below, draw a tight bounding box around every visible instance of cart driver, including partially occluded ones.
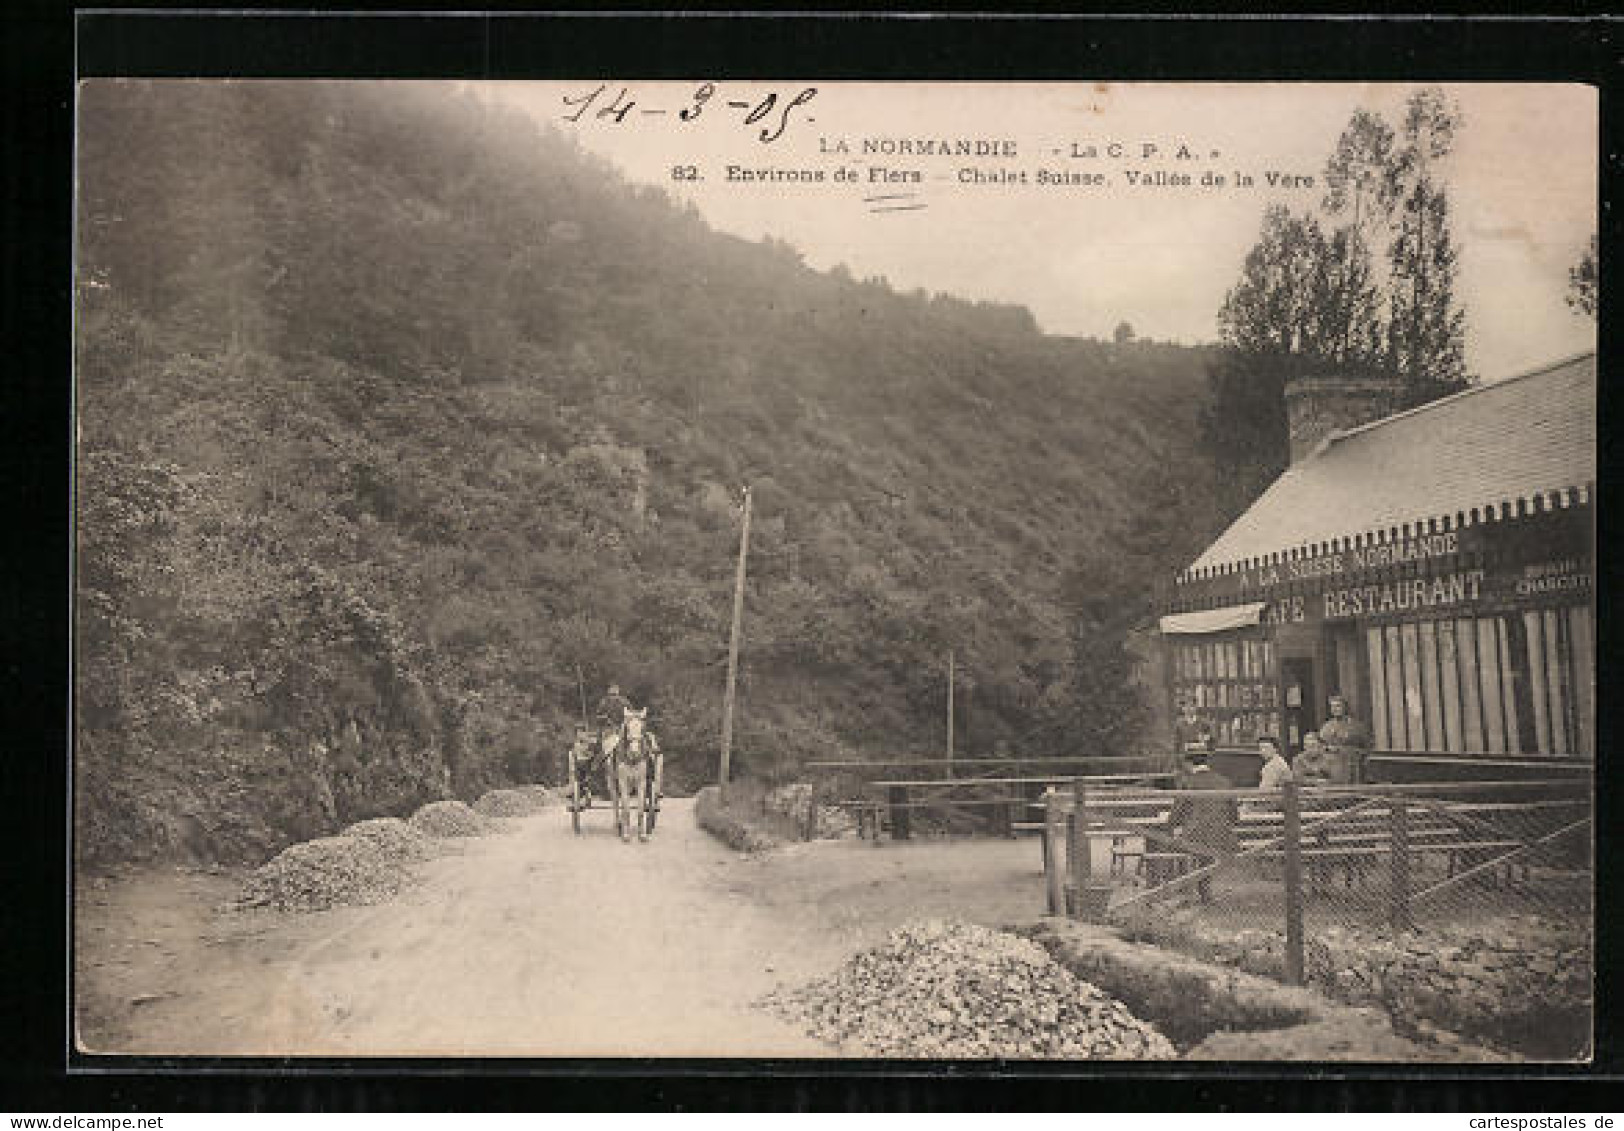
[594,683,633,754]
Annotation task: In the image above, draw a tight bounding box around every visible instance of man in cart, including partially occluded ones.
[594,683,632,747]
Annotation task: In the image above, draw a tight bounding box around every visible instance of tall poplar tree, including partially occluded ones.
[1322,108,1397,365]
[1202,87,1476,521]
[1384,88,1470,405]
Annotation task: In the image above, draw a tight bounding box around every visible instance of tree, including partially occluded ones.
[1217,205,1323,356]
[1204,88,1475,507]
[1386,187,1469,404]
[1198,347,1292,519]
[1324,108,1399,233]
[1384,88,1470,405]
[1203,197,1380,523]
[1322,109,1397,362]
[1053,554,1149,756]
[1568,234,1598,318]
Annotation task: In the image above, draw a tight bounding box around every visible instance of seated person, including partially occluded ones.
[1172,705,1214,777]
[1294,731,1342,786]
[1162,749,1239,903]
[1256,735,1293,791]
[1319,693,1372,782]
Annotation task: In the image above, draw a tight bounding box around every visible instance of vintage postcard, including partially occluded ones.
[73,78,1595,1062]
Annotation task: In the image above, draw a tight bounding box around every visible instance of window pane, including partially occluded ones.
[1438,619,1464,752]
[1524,611,1553,755]
[1478,618,1507,754]
[1543,608,1569,756]
[1366,627,1390,749]
[1384,625,1408,750]
[1569,605,1595,759]
[1400,622,1425,751]
[1497,618,1522,754]
[1457,617,1485,752]
[1418,620,1444,750]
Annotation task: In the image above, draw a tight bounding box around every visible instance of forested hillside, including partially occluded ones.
[76,81,1223,867]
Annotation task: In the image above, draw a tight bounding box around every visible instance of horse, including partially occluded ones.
[611,707,662,842]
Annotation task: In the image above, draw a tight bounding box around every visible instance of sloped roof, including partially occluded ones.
[1184,353,1596,577]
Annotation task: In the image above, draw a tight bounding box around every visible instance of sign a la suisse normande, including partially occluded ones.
[1209,530,1594,627]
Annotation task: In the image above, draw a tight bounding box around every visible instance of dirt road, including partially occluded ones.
[78,799,1048,1058]
[79,800,863,1057]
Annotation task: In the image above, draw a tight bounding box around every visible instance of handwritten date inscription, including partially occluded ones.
[562,83,818,145]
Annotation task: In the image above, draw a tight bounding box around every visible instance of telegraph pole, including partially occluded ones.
[946,649,955,769]
[719,485,752,792]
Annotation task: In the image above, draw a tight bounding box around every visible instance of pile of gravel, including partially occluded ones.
[760,919,1176,1059]
[514,784,556,804]
[342,817,434,862]
[236,835,409,912]
[474,788,552,817]
[409,799,493,838]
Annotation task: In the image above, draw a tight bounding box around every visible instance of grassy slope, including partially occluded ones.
[75,80,1220,865]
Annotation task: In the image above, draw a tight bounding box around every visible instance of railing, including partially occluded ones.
[1039,776,1592,987]
[802,756,1170,841]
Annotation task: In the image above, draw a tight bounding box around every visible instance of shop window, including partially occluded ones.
[1172,631,1279,749]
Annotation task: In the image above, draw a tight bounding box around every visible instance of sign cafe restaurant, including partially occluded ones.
[1158,354,1595,784]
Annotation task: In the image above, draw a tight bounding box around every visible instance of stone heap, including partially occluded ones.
[409,800,494,838]
[761,919,1176,1059]
[236,835,411,912]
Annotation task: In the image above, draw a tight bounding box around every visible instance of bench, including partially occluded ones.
[1041,789,1560,890]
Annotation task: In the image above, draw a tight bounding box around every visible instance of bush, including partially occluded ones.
[693,785,779,853]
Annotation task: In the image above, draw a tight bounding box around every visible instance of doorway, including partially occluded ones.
[1327,624,1368,726]
[1281,656,1317,754]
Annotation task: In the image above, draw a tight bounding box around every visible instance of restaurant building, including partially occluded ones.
[1159,353,1595,782]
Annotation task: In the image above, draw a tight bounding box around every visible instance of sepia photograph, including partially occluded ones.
[72,76,1596,1063]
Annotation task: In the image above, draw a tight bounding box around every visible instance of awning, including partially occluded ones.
[1158,602,1266,636]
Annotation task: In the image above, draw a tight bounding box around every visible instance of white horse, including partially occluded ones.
[611,707,662,842]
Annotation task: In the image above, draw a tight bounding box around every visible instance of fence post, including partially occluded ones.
[1283,777,1304,987]
[889,784,910,841]
[1044,787,1064,916]
[1390,795,1413,931]
[802,780,818,841]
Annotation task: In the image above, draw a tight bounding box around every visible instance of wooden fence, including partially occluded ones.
[803,756,1170,841]
[1038,776,1592,985]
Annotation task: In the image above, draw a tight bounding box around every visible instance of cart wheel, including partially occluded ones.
[570,777,582,835]
[645,797,658,834]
